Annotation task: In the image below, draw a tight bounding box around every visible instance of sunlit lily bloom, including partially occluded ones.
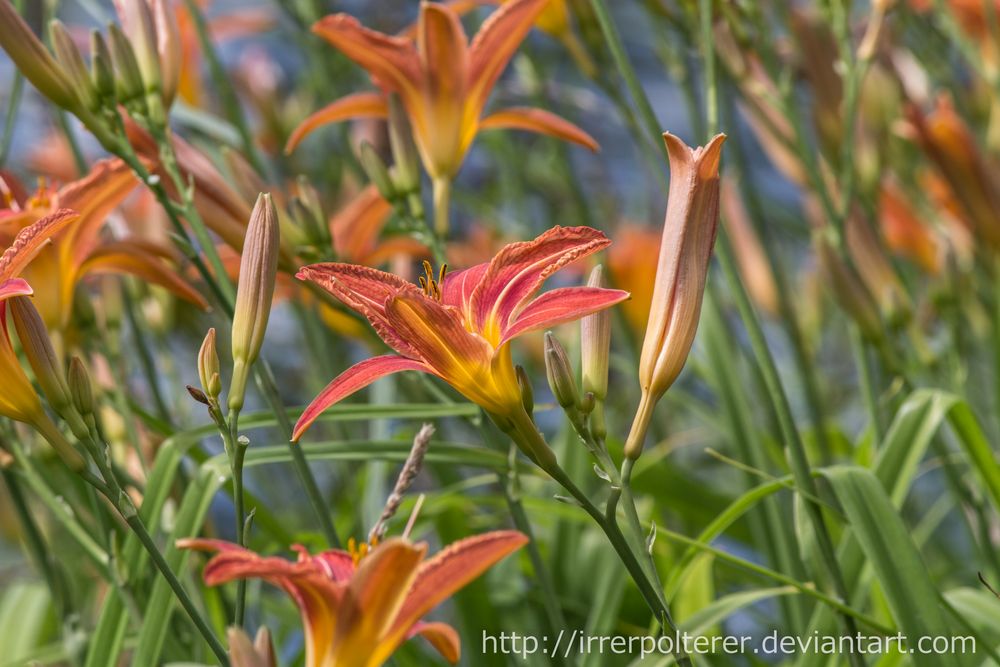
[293,226,628,441]
[179,531,528,667]
[0,209,85,468]
[0,159,206,331]
[286,0,598,185]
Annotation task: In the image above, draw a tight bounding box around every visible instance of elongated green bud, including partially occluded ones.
[0,0,78,111]
[580,265,611,400]
[10,297,72,415]
[90,30,116,103]
[515,365,534,417]
[544,332,579,410]
[359,141,395,201]
[229,193,279,411]
[388,94,419,194]
[49,20,97,111]
[108,23,145,110]
[68,356,94,419]
[198,328,222,401]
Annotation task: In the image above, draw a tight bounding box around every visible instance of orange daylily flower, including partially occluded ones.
[0,209,85,468]
[0,159,206,331]
[293,226,628,440]
[878,180,942,275]
[180,531,528,667]
[331,185,426,266]
[285,0,598,183]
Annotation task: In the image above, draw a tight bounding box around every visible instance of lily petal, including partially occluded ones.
[0,277,33,301]
[467,0,549,116]
[480,107,599,152]
[313,14,421,101]
[440,262,488,314]
[292,355,431,441]
[332,539,426,666]
[78,242,209,309]
[297,262,422,357]
[286,92,389,154]
[471,226,610,343]
[384,293,494,394]
[410,622,461,664]
[56,158,138,262]
[330,185,394,262]
[380,531,527,661]
[500,286,629,344]
[419,3,468,105]
[0,208,79,281]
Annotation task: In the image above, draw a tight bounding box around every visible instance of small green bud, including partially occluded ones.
[359,141,396,201]
[107,24,145,111]
[198,328,222,401]
[49,20,97,111]
[544,332,579,410]
[515,365,534,417]
[68,356,95,419]
[387,94,420,194]
[90,30,116,103]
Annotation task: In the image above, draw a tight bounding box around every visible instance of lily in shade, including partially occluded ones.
[293,226,628,458]
[179,531,527,667]
[286,0,598,231]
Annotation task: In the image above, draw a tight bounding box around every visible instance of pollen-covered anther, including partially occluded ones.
[417,260,448,301]
[347,535,381,566]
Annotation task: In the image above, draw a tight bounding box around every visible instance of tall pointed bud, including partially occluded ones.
[90,31,117,103]
[359,141,396,202]
[68,356,95,421]
[49,20,97,112]
[229,194,280,412]
[625,133,726,460]
[198,328,222,402]
[10,297,70,415]
[228,626,277,667]
[388,95,420,195]
[581,265,611,438]
[108,23,146,112]
[151,0,180,108]
[0,0,78,111]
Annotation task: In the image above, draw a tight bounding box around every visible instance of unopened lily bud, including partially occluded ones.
[108,24,146,111]
[515,365,534,416]
[114,0,159,93]
[229,193,280,412]
[198,328,222,400]
[10,297,72,416]
[68,356,95,419]
[359,142,396,201]
[580,265,611,401]
[90,31,116,103]
[49,21,97,112]
[388,95,420,194]
[544,332,579,410]
[625,133,726,460]
[0,0,78,111]
[151,0,180,107]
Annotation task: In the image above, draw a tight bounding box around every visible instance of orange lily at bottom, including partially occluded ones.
[292,226,628,441]
[179,531,527,667]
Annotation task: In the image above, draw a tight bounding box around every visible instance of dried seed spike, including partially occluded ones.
[368,423,434,542]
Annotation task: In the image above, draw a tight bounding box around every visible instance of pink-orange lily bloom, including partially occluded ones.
[0,159,207,331]
[285,0,598,181]
[180,531,528,667]
[0,209,86,468]
[293,226,628,440]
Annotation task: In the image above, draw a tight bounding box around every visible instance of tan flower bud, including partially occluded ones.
[625,132,726,460]
[68,356,95,419]
[228,626,277,667]
[0,0,78,110]
[229,194,279,412]
[151,0,180,107]
[198,328,222,400]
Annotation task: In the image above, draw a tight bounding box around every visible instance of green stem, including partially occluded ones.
[850,324,882,444]
[432,175,452,240]
[227,409,249,627]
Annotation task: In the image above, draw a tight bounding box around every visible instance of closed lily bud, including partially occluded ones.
[108,24,146,110]
[68,356,95,419]
[49,21,97,112]
[114,0,160,93]
[388,95,420,195]
[544,332,579,410]
[10,297,72,416]
[0,0,78,111]
[90,31,116,103]
[625,133,726,460]
[151,0,181,108]
[228,626,277,667]
[229,193,280,412]
[359,142,396,201]
[198,328,222,401]
[515,365,534,417]
[581,265,611,401]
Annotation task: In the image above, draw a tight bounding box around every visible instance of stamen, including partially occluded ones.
[418,261,446,301]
